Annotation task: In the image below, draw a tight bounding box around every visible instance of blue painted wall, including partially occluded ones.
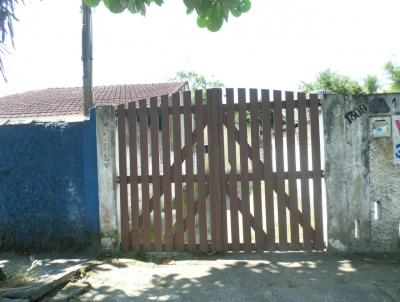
[0,110,99,251]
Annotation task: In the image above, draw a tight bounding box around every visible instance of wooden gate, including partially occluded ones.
[117,88,325,252]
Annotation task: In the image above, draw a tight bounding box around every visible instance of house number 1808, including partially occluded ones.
[344,104,368,124]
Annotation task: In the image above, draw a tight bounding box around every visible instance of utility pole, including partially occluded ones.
[82,1,93,117]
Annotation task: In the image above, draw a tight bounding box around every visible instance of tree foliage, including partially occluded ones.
[300,69,380,95]
[83,0,251,32]
[300,69,364,95]
[363,74,380,94]
[384,61,400,92]
[171,70,224,90]
[0,0,21,81]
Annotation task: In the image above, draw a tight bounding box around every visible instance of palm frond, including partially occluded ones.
[0,0,22,81]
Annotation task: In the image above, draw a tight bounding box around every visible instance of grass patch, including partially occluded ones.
[335,275,347,285]
[287,280,299,288]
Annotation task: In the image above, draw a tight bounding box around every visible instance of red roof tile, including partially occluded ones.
[0,82,187,118]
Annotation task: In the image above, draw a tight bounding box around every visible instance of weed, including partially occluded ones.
[287,280,298,288]
[335,275,347,285]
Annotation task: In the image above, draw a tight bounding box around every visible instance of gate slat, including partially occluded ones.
[285,91,300,249]
[262,90,275,250]
[161,95,173,251]
[150,97,162,251]
[273,90,287,249]
[250,89,264,250]
[226,88,240,251]
[117,104,129,251]
[172,92,184,251]
[128,102,140,250]
[298,92,312,250]
[195,90,208,252]
[183,91,196,251]
[310,94,324,249]
[238,88,252,251]
[207,89,222,250]
[139,99,151,250]
[217,89,228,251]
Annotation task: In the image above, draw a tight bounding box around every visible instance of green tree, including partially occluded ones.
[170,70,224,90]
[0,0,20,81]
[300,69,364,95]
[84,0,251,32]
[363,74,380,94]
[0,0,251,81]
[384,61,400,92]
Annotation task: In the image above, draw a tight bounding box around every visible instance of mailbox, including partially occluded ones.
[370,116,391,138]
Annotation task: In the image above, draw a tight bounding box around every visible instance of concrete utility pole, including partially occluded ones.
[82,2,93,117]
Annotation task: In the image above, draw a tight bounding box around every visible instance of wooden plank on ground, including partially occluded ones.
[250,89,264,250]
[262,89,275,250]
[172,92,184,251]
[298,92,312,250]
[226,88,240,251]
[195,90,208,252]
[150,97,162,251]
[285,91,300,249]
[273,90,287,249]
[139,99,151,250]
[128,102,140,250]
[117,104,129,251]
[238,88,252,251]
[161,95,173,251]
[183,91,196,251]
[310,93,324,249]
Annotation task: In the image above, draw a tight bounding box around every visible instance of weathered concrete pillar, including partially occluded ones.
[323,94,400,252]
[96,106,119,252]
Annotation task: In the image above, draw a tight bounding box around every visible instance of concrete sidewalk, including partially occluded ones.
[77,252,400,302]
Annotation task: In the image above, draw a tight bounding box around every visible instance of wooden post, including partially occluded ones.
[82,2,93,117]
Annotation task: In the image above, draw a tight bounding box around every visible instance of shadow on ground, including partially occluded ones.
[77,252,400,302]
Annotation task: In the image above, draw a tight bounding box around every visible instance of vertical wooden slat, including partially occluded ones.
[183,91,196,251]
[217,89,228,251]
[172,92,184,251]
[285,91,299,249]
[310,93,324,249]
[262,90,275,250]
[206,90,215,249]
[161,95,173,251]
[128,102,140,250]
[273,90,287,249]
[117,104,129,251]
[298,92,312,250]
[195,90,208,252]
[238,88,252,251]
[226,88,240,251]
[150,97,162,251]
[207,89,222,251]
[250,89,264,250]
[139,99,151,250]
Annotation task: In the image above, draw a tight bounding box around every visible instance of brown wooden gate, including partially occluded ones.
[117,88,325,252]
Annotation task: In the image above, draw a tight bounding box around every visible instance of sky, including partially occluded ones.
[1,0,400,97]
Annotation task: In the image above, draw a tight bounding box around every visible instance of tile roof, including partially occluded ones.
[0,82,187,118]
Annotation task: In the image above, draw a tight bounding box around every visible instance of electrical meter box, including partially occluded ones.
[370,116,391,138]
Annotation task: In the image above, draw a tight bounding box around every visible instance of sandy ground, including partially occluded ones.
[76,252,400,302]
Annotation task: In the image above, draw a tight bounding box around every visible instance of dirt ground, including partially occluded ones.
[75,252,400,302]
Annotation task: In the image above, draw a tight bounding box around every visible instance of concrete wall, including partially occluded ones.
[323,94,400,252]
[96,106,119,252]
[0,110,99,251]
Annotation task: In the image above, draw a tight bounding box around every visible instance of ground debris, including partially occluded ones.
[0,262,95,301]
[159,258,175,265]
[42,282,91,302]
